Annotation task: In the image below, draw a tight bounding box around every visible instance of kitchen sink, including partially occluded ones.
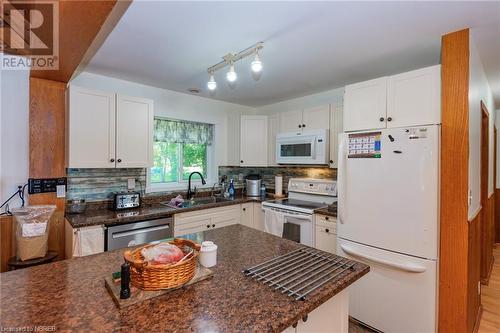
[161,196,232,209]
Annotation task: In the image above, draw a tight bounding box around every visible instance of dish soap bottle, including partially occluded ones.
[228,178,235,199]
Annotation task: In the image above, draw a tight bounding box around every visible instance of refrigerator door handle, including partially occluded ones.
[338,135,347,224]
[340,244,427,273]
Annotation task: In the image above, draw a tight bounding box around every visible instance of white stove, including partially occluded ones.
[262,178,337,246]
[262,178,337,213]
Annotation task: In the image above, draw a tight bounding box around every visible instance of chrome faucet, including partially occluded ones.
[187,172,206,199]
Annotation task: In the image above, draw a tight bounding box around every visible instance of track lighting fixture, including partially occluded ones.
[206,42,264,92]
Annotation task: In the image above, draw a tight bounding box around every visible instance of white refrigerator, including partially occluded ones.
[337,125,439,333]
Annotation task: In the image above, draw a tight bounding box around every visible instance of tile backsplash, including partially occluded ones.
[67,166,336,202]
[67,168,146,201]
[218,166,336,193]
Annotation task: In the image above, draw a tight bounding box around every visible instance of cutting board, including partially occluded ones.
[105,264,213,308]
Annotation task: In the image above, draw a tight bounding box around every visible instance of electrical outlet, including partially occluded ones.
[238,173,244,181]
[127,178,136,190]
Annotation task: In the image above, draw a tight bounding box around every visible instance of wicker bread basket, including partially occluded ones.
[123,239,201,291]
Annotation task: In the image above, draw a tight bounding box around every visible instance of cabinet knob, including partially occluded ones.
[241,160,244,163]
[243,208,246,211]
[387,117,393,122]
[110,158,115,162]
[117,159,122,163]
[206,225,210,229]
[325,228,330,233]
[329,160,333,164]
[212,224,215,228]
[379,117,385,122]
[302,124,306,128]
[325,216,329,220]
[302,315,308,323]
[298,124,302,128]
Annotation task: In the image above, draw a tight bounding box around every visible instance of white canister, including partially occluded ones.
[199,241,218,268]
[275,174,283,197]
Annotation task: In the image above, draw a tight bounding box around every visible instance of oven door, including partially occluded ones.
[263,207,313,246]
[276,134,317,164]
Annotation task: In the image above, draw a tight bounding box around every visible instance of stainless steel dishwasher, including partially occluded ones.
[106,217,173,251]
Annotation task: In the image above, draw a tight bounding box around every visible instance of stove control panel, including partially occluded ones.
[288,178,337,196]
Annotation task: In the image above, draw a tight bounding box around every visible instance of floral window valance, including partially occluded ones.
[154,118,214,145]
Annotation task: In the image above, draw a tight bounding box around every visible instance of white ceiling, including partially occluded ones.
[86,1,500,107]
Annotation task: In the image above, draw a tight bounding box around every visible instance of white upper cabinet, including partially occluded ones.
[68,87,116,168]
[344,77,388,132]
[279,106,330,133]
[329,104,343,168]
[68,87,154,168]
[387,65,441,128]
[240,115,268,166]
[267,114,280,166]
[116,95,153,168]
[343,65,441,132]
[302,105,331,131]
[279,109,303,133]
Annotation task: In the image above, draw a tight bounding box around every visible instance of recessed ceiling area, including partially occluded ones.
[85,1,500,107]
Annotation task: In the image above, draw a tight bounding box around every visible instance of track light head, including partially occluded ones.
[207,73,217,91]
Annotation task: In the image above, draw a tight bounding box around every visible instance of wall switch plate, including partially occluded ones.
[238,173,244,181]
[127,178,136,190]
[28,178,66,194]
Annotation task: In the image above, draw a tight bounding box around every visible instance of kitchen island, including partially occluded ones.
[0,225,369,332]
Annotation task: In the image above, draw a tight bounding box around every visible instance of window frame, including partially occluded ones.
[147,120,216,193]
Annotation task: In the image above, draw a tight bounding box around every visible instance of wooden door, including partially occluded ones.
[480,103,493,283]
[116,95,154,168]
[302,105,330,131]
[68,87,116,168]
[387,65,441,128]
[343,77,388,132]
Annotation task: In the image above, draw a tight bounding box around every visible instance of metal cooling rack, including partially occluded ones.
[243,248,356,301]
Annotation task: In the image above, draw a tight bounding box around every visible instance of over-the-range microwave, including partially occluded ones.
[276,129,329,165]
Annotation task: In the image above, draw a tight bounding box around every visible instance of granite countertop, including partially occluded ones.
[313,206,337,217]
[0,225,369,333]
[66,196,269,228]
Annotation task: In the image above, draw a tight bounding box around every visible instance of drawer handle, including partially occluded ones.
[111,224,169,239]
[325,228,330,233]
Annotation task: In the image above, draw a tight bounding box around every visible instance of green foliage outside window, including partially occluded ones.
[151,142,207,183]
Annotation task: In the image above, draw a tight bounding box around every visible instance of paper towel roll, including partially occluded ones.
[275,175,283,197]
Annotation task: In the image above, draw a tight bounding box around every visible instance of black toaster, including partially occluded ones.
[113,191,141,210]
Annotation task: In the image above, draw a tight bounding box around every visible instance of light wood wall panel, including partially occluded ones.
[0,216,14,272]
[439,28,471,333]
[29,78,67,260]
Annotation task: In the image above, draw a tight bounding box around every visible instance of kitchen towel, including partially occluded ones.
[263,208,285,237]
[74,226,104,257]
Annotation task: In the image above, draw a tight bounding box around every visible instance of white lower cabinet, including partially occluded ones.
[240,203,254,228]
[174,205,241,237]
[64,220,105,258]
[253,203,264,231]
[314,214,337,254]
[285,289,349,333]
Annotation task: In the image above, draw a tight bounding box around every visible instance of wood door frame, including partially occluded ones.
[480,101,494,285]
